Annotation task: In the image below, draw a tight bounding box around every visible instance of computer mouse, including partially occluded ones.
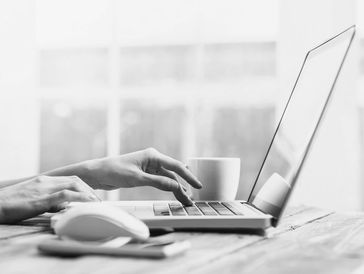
[54,203,150,241]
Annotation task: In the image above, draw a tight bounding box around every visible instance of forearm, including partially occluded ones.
[0,177,34,189]
[41,160,101,189]
[0,160,101,190]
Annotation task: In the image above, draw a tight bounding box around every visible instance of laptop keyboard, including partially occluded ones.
[153,201,245,217]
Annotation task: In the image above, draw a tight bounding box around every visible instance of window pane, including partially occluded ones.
[118,99,185,200]
[120,46,196,85]
[39,48,109,87]
[120,99,185,158]
[204,42,276,81]
[195,106,276,199]
[40,99,107,172]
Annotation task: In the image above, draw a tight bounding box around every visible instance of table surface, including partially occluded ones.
[1,205,364,274]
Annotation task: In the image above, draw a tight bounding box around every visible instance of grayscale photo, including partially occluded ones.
[0,0,363,273]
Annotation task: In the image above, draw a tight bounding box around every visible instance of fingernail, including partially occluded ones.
[185,193,193,203]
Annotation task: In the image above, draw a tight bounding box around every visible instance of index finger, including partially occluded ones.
[156,153,202,189]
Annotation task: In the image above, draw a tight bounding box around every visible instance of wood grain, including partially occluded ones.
[194,212,364,274]
[0,206,357,274]
[0,225,47,240]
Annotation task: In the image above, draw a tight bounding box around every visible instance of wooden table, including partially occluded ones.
[1,205,364,274]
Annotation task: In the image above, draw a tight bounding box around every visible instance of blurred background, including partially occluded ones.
[0,0,363,211]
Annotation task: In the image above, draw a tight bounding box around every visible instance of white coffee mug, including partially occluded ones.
[187,157,241,201]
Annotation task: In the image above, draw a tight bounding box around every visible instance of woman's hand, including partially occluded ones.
[82,148,202,205]
[0,175,100,224]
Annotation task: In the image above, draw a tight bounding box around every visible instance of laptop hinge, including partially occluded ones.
[245,201,276,226]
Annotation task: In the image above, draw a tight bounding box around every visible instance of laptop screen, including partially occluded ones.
[247,26,355,226]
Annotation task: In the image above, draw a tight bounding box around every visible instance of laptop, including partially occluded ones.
[52,26,355,230]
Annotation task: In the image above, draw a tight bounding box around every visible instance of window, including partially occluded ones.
[2,0,361,209]
[39,49,109,87]
[35,0,279,200]
[40,99,107,172]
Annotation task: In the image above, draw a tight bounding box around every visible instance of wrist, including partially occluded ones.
[42,161,100,189]
[78,159,103,189]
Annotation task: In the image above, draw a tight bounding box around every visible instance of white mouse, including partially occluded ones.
[54,203,150,241]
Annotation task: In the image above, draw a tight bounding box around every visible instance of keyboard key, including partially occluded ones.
[221,202,245,215]
[195,202,218,216]
[169,203,187,216]
[184,205,202,216]
[153,203,170,216]
[208,202,234,215]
